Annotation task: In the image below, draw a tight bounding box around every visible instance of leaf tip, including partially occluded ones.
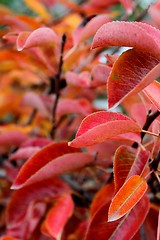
[108,213,121,222]
[10,183,21,190]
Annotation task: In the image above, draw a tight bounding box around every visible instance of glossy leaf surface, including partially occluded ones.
[69,111,141,148]
[107,49,160,108]
[85,195,149,240]
[114,146,150,192]
[12,142,93,189]
[92,21,160,59]
[108,175,148,221]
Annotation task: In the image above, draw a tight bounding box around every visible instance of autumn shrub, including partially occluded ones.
[0,0,160,239]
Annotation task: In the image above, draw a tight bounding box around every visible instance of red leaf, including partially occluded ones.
[85,195,149,240]
[92,21,160,59]
[143,80,160,111]
[7,202,47,239]
[57,98,92,116]
[65,71,91,87]
[20,137,52,148]
[43,194,74,239]
[17,27,59,51]
[73,14,111,45]
[0,131,28,148]
[144,206,159,240]
[107,48,160,108]
[108,175,148,222]
[7,178,70,238]
[114,146,150,192]
[149,2,160,28]
[90,182,115,216]
[91,64,111,87]
[108,196,150,240]
[22,92,50,117]
[11,142,93,189]
[69,111,141,148]
[9,146,41,161]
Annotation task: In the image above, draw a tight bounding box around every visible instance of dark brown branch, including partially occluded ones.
[132,110,160,148]
[25,109,37,126]
[141,110,160,141]
[50,34,67,137]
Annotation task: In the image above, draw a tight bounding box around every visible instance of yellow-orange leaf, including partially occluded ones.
[108,175,147,222]
[24,0,51,22]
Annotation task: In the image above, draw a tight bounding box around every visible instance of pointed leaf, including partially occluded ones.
[17,27,59,51]
[108,175,148,222]
[11,142,93,189]
[108,195,150,240]
[43,194,74,239]
[85,195,149,240]
[73,14,111,45]
[143,80,160,111]
[92,21,160,59]
[69,111,141,148]
[107,48,160,108]
[114,146,150,192]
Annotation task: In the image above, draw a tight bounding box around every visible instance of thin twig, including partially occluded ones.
[50,34,67,137]
[141,130,160,138]
[132,110,160,148]
[141,110,160,141]
[25,109,37,126]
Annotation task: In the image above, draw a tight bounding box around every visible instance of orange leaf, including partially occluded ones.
[0,237,20,240]
[108,175,148,222]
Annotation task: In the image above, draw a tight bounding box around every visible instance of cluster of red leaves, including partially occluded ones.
[0,0,160,239]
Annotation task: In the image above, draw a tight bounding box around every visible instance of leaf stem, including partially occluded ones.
[141,130,160,138]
